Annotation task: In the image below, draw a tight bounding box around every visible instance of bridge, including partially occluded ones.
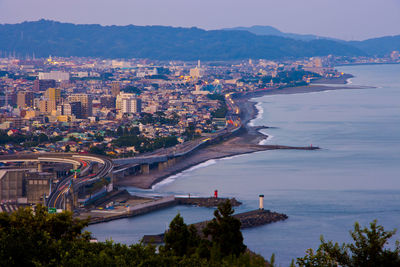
[112,92,242,174]
[112,130,235,175]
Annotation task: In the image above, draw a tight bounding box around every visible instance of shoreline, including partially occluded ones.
[115,83,370,190]
[311,73,353,84]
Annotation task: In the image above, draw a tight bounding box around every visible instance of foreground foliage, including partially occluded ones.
[163,200,249,261]
[296,220,400,267]
[0,202,265,267]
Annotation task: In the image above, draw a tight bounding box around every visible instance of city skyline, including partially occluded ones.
[0,0,399,41]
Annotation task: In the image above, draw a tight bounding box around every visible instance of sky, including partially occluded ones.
[0,0,399,40]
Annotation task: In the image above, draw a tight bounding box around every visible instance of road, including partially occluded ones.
[1,94,241,210]
[0,153,113,210]
[114,93,242,166]
[47,155,114,209]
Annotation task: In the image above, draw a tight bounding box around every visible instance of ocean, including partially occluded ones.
[87,64,400,266]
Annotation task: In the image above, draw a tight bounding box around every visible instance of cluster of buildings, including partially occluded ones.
[0,167,59,205]
[1,53,388,155]
[332,50,400,65]
[0,57,224,155]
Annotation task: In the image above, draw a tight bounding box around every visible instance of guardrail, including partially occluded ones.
[38,157,82,166]
[72,155,105,165]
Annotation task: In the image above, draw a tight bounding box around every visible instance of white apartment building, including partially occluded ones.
[116,93,141,114]
[38,71,70,81]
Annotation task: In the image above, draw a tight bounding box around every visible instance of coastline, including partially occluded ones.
[87,64,400,266]
[311,73,353,84]
[115,83,369,190]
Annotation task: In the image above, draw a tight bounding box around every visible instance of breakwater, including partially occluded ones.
[193,209,288,230]
[176,197,241,207]
[88,196,241,225]
[142,209,288,243]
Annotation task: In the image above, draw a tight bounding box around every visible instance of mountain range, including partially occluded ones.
[222,25,338,41]
[0,20,399,61]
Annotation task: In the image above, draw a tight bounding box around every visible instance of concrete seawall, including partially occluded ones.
[175,197,241,207]
[192,209,288,232]
[88,196,176,225]
[88,196,241,225]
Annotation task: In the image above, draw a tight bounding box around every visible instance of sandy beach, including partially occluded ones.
[115,83,370,189]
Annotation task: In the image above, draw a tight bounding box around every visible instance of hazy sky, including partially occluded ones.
[1,0,399,40]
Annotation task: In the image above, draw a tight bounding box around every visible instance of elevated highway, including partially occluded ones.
[0,153,113,210]
[113,92,242,168]
[0,93,243,209]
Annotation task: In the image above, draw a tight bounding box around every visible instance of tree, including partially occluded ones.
[129,126,140,135]
[68,135,80,142]
[89,145,106,155]
[140,113,154,124]
[95,134,104,142]
[0,205,89,266]
[37,133,49,143]
[297,220,400,267]
[50,135,63,143]
[116,126,124,137]
[0,205,266,266]
[212,106,228,118]
[123,126,129,136]
[122,85,141,95]
[164,213,200,257]
[203,200,246,257]
[183,124,198,140]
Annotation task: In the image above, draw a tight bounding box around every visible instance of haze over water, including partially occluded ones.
[88,64,400,266]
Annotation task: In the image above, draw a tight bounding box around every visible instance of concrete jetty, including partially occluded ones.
[87,196,242,225]
[142,209,288,244]
[88,196,176,224]
[176,196,241,207]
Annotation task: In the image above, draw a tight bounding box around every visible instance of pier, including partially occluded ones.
[86,195,242,225]
[175,196,241,207]
[142,209,288,244]
[84,192,288,245]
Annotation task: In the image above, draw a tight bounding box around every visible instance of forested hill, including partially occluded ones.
[0,20,396,60]
[222,25,336,41]
[349,35,400,57]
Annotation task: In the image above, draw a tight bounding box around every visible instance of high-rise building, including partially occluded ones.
[39,99,57,114]
[57,102,82,118]
[17,91,35,108]
[68,94,92,118]
[121,98,141,114]
[69,102,82,118]
[45,88,61,104]
[116,93,136,111]
[111,82,121,97]
[190,67,205,78]
[116,93,141,114]
[0,169,25,202]
[33,79,56,91]
[7,92,17,107]
[25,172,52,204]
[0,169,52,204]
[0,92,17,107]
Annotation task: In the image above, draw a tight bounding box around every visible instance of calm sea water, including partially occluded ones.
[88,64,400,266]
